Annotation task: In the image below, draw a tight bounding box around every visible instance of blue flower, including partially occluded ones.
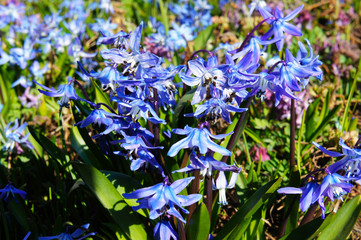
[123,177,202,222]
[315,172,355,218]
[154,220,178,240]
[35,79,86,109]
[278,181,320,212]
[180,56,226,105]
[313,138,361,177]
[231,37,282,65]
[75,109,120,128]
[174,151,240,177]
[185,98,247,123]
[0,184,26,202]
[167,125,232,157]
[2,119,33,153]
[259,5,304,50]
[38,223,96,240]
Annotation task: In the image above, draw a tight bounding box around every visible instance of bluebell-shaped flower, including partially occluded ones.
[154,220,178,240]
[313,138,361,177]
[30,61,49,79]
[180,56,226,105]
[296,39,323,81]
[35,79,86,109]
[231,37,282,65]
[0,184,26,202]
[167,125,232,157]
[185,98,247,123]
[2,119,33,153]
[260,5,304,50]
[75,109,120,128]
[174,151,240,177]
[315,172,355,218]
[38,223,96,240]
[278,181,319,212]
[123,177,202,222]
[213,171,239,205]
[114,93,166,124]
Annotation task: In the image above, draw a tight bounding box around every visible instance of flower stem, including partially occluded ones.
[221,96,253,163]
[268,60,286,73]
[230,17,274,56]
[206,174,213,218]
[290,99,296,171]
[300,203,318,226]
[189,49,214,61]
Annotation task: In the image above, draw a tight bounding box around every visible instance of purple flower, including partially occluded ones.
[259,5,304,51]
[0,184,26,202]
[123,177,202,222]
[38,223,96,240]
[167,125,232,157]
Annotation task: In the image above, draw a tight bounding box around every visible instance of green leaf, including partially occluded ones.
[74,162,149,240]
[172,88,196,129]
[193,24,215,51]
[28,126,66,163]
[70,127,103,169]
[227,217,252,240]
[341,57,361,133]
[281,217,324,240]
[8,201,30,232]
[102,170,148,218]
[306,105,341,143]
[317,195,361,240]
[187,203,210,240]
[90,78,112,111]
[214,178,282,240]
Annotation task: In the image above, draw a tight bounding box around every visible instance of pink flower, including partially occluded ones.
[251,144,270,162]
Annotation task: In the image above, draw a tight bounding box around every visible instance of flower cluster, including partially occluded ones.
[34,1,325,239]
[0,0,113,109]
[278,138,361,218]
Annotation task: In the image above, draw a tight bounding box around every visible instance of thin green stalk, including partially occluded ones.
[290,99,296,172]
[297,109,307,172]
[340,57,361,134]
[221,96,252,163]
[242,133,252,166]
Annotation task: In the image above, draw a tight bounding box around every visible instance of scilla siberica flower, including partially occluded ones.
[213,171,240,205]
[278,181,320,212]
[38,223,96,240]
[2,119,33,153]
[174,151,240,177]
[167,125,232,157]
[313,138,361,178]
[123,177,202,222]
[154,220,178,240]
[259,5,304,51]
[179,56,226,105]
[0,184,26,202]
[35,79,86,109]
